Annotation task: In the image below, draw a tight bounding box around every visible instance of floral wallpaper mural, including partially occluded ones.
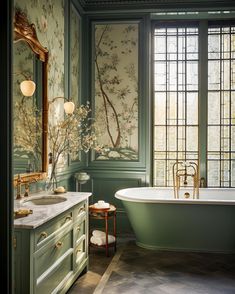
[70,4,80,104]
[15,0,65,98]
[13,40,42,173]
[14,0,65,172]
[94,23,139,161]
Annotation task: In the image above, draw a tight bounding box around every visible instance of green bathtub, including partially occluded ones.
[115,187,235,253]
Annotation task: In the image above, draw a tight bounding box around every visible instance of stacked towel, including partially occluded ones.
[94,200,110,209]
[90,230,115,246]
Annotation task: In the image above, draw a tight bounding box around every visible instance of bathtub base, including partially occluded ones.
[135,241,235,253]
[123,201,235,253]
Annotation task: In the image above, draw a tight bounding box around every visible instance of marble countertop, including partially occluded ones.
[14,191,92,229]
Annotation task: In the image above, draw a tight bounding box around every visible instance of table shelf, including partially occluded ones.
[89,204,116,257]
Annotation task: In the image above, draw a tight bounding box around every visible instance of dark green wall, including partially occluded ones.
[77,2,235,234]
[13,0,235,236]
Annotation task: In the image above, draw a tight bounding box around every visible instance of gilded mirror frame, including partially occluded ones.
[13,10,48,185]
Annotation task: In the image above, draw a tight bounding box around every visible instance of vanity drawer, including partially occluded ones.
[35,210,73,249]
[74,216,86,243]
[35,230,73,279]
[74,201,87,220]
[75,236,86,267]
[35,252,73,294]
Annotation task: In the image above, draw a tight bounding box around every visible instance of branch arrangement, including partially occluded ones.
[14,98,101,188]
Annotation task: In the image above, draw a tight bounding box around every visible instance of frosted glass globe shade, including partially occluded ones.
[64,101,75,114]
[20,80,36,96]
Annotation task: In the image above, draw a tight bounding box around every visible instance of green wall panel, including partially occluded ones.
[84,170,146,234]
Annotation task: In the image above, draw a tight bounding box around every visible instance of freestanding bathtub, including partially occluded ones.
[115,187,235,253]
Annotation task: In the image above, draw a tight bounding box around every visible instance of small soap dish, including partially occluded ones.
[54,190,67,195]
[53,186,67,194]
[14,209,33,219]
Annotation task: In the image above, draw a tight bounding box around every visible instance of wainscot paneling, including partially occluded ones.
[81,170,147,234]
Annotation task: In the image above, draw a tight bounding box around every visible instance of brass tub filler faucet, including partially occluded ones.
[173,161,199,199]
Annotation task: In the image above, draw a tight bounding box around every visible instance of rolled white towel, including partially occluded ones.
[90,235,116,246]
[92,230,106,238]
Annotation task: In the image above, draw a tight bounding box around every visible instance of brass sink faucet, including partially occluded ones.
[24,177,38,197]
[24,182,30,197]
[16,174,22,200]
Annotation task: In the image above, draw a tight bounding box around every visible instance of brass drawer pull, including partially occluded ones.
[78,207,85,214]
[55,241,63,249]
[65,216,72,221]
[76,248,82,253]
[40,232,48,239]
[77,226,81,231]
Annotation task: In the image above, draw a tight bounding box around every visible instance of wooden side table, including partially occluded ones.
[89,204,116,257]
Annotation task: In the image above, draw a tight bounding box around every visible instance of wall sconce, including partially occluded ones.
[20,80,36,96]
[63,101,75,114]
[50,96,75,115]
[14,72,36,96]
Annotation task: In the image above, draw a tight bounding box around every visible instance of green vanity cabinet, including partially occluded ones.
[14,198,89,294]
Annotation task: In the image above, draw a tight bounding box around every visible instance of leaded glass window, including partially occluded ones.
[153,25,199,186]
[207,24,235,187]
[153,20,235,187]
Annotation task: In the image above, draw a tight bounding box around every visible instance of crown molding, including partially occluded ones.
[77,0,235,12]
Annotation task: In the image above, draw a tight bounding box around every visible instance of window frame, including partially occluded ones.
[152,14,235,188]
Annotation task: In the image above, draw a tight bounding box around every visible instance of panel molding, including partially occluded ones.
[87,170,146,233]
[85,13,151,171]
[85,169,147,204]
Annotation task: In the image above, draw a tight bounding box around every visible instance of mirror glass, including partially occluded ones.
[13,40,43,174]
[69,2,81,162]
[13,10,48,183]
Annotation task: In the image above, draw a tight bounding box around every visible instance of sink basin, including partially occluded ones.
[22,195,67,206]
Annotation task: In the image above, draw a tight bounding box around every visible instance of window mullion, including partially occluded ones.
[198,20,208,185]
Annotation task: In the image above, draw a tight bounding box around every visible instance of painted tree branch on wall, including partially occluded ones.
[95,25,121,148]
[95,24,139,160]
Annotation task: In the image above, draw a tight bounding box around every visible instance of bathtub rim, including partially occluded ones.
[115,187,235,205]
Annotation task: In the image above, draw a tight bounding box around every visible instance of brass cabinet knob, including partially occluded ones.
[55,241,63,249]
[76,248,82,254]
[40,232,48,239]
[77,226,81,231]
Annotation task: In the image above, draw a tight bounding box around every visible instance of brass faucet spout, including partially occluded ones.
[16,174,22,200]
[24,182,30,197]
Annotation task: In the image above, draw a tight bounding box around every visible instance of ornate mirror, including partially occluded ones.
[13,10,48,184]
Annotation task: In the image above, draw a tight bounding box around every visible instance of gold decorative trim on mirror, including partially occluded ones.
[13,172,47,187]
[14,10,48,183]
[14,11,48,62]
